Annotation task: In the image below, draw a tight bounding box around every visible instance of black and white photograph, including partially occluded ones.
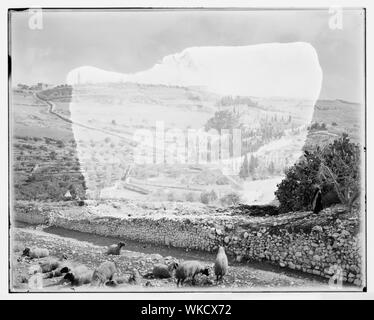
[6,3,368,296]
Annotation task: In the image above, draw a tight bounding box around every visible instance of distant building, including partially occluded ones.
[37,83,51,90]
[30,83,51,90]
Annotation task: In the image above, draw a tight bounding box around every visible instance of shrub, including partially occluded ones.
[275,134,361,213]
[319,134,361,209]
[209,190,218,202]
[308,122,327,131]
[220,192,242,207]
[200,190,217,204]
[216,176,230,185]
[275,150,322,213]
[200,191,211,204]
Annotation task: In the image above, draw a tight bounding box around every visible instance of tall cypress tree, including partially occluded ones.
[239,154,249,179]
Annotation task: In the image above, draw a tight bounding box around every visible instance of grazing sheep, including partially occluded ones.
[152,261,179,279]
[105,279,118,287]
[63,265,93,286]
[59,260,81,274]
[104,274,129,287]
[44,269,62,279]
[175,261,209,287]
[143,261,179,279]
[91,261,117,286]
[39,254,68,273]
[22,247,49,259]
[106,242,126,255]
[214,246,228,283]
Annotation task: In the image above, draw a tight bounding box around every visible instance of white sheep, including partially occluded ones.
[214,246,228,283]
[63,265,93,286]
[22,247,49,259]
[106,242,126,255]
[91,261,117,286]
[39,254,68,273]
[175,261,209,287]
[144,261,179,279]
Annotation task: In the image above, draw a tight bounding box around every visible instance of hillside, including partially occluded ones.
[10,83,363,204]
[11,89,86,201]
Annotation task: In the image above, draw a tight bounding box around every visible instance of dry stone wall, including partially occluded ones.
[13,201,364,287]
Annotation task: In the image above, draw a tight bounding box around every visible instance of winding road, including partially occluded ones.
[35,92,137,146]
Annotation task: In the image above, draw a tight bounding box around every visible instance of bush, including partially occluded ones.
[220,192,242,207]
[308,122,327,131]
[216,176,230,185]
[275,150,322,213]
[275,134,361,213]
[200,190,218,205]
[200,191,210,204]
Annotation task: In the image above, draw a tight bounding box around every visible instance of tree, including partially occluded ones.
[268,161,275,175]
[275,150,323,213]
[200,190,218,205]
[209,190,218,202]
[275,134,361,213]
[318,134,361,210]
[248,154,258,176]
[220,192,242,207]
[239,154,249,179]
[205,110,240,133]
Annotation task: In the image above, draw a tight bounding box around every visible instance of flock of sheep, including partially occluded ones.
[21,242,229,289]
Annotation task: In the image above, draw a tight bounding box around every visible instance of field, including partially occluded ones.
[10,83,364,205]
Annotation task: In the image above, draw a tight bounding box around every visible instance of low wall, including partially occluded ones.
[13,201,364,287]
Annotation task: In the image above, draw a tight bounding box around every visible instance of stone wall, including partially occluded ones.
[13,201,364,287]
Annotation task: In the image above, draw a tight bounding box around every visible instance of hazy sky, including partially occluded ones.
[10,9,365,102]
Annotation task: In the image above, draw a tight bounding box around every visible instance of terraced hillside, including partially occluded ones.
[11,89,86,201]
[10,83,363,204]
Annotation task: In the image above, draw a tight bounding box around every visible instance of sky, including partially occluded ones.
[10,9,365,103]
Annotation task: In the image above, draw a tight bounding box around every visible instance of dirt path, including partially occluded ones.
[11,225,332,292]
[34,93,137,145]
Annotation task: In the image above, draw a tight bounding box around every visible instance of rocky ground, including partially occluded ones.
[11,226,331,292]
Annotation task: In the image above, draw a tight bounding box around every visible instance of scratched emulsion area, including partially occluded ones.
[66,42,322,204]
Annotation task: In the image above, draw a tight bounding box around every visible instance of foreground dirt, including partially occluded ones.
[10,226,333,292]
